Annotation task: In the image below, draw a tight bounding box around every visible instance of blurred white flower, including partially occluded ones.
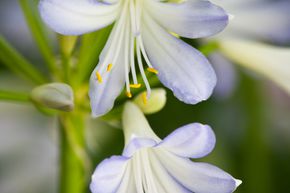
[209,0,290,96]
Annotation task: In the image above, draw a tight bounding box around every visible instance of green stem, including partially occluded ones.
[0,36,47,84]
[0,90,30,102]
[18,0,58,75]
[240,74,272,193]
[58,35,78,83]
[59,112,91,193]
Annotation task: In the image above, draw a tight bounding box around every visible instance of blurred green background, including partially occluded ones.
[1,1,290,193]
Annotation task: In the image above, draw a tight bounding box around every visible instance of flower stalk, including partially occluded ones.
[0,90,30,102]
[59,111,91,193]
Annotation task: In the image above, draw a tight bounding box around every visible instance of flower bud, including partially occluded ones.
[31,83,74,111]
[133,88,166,114]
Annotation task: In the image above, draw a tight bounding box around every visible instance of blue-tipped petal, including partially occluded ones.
[142,14,217,104]
[89,60,125,117]
[90,156,129,193]
[89,21,128,117]
[89,58,126,117]
[155,150,241,193]
[146,0,228,38]
[122,137,157,157]
[157,123,216,158]
[39,0,120,35]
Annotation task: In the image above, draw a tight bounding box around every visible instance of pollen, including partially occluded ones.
[142,92,147,105]
[126,91,132,98]
[96,72,102,83]
[147,67,159,74]
[130,84,142,88]
[107,63,113,72]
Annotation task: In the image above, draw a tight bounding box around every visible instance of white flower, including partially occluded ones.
[218,38,290,94]
[209,0,290,95]
[90,102,241,193]
[38,0,229,117]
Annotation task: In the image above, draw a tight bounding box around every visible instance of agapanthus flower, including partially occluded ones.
[209,0,290,96]
[90,102,241,193]
[39,0,229,117]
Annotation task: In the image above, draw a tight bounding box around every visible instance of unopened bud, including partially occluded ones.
[31,83,74,111]
[133,88,166,114]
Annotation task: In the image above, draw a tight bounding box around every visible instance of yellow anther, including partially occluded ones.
[170,32,180,38]
[126,91,132,98]
[96,72,102,83]
[107,63,113,72]
[130,84,142,88]
[147,67,159,74]
[142,92,147,105]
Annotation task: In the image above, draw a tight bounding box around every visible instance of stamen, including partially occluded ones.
[136,40,151,98]
[130,36,138,84]
[130,1,139,36]
[124,20,132,100]
[106,63,113,72]
[126,91,132,98]
[137,36,153,68]
[147,67,158,74]
[130,84,142,88]
[135,0,142,35]
[96,71,102,83]
[142,92,147,105]
[96,0,129,74]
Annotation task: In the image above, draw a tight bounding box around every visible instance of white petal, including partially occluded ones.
[155,150,240,193]
[116,162,137,193]
[210,0,263,9]
[146,0,228,38]
[122,137,157,157]
[158,123,216,158]
[142,14,217,104]
[89,20,127,117]
[39,0,120,35]
[90,156,129,193]
[149,149,192,193]
[122,102,160,145]
[218,38,290,95]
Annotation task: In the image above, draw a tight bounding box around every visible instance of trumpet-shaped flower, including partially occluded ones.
[208,0,290,96]
[39,0,229,117]
[90,102,241,193]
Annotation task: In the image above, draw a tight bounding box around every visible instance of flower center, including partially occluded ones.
[94,0,158,102]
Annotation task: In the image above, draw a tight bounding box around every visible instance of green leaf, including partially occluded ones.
[0,36,47,84]
[18,0,57,75]
[0,90,30,102]
[75,25,113,86]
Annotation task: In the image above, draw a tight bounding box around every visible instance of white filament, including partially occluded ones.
[136,39,151,98]
[96,0,155,99]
